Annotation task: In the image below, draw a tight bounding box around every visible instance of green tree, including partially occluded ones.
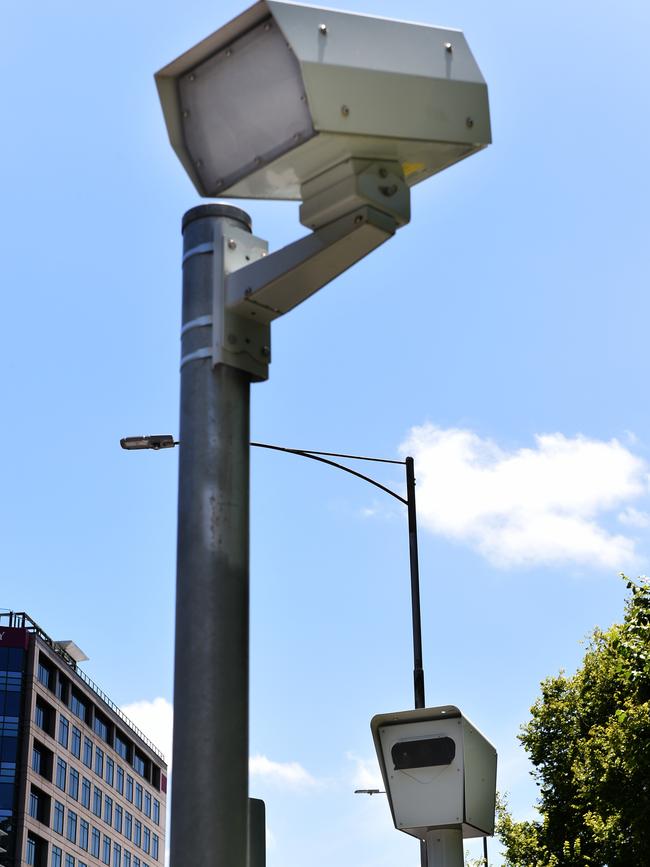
[497,576,650,866]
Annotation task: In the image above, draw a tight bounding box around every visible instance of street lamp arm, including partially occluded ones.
[250,441,407,505]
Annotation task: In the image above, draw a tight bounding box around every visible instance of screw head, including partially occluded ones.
[354,215,364,224]
[227,239,237,250]
[341,105,350,118]
[188,73,196,82]
[195,159,203,168]
[225,49,232,57]
[182,110,190,119]
[319,23,327,34]
[264,22,271,31]
[445,42,453,53]
[466,117,474,129]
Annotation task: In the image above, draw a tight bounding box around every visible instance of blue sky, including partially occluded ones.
[1,1,649,865]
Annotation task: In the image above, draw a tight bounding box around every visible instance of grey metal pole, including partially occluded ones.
[171,204,253,867]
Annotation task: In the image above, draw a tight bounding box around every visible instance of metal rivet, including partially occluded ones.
[354,215,363,224]
[264,22,271,31]
[319,23,327,34]
[227,239,237,250]
[182,110,190,119]
[188,73,196,82]
[254,157,262,166]
[466,117,474,128]
[293,133,301,141]
[260,251,268,257]
[445,42,453,53]
[261,346,270,357]
[341,105,350,117]
[196,159,203,168]
[225,49,232,57]
[215,180,223,188]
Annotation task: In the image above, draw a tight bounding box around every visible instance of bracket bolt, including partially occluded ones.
[445,42,453,53]
[319,23,327,34]
[466,117,474,129]
[261,345,270,357]
[227,239,237,250]
[341,105,350,117]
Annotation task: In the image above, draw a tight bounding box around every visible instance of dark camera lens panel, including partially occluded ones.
[391,736,456,770]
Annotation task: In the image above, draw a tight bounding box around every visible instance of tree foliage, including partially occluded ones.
[497,576,650,866]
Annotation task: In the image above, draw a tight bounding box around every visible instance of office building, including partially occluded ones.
[0,612,166,867]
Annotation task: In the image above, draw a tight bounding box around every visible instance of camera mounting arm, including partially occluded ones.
[211,159,410,380]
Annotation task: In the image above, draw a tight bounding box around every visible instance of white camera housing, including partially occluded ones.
[371,705,497,839]
[155,0,491,200]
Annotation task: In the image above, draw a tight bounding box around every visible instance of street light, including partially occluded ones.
[153,3,491,867]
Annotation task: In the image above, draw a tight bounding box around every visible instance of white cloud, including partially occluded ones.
[249,754,318,788]
[618,506,650,528]
[400,425,649,569]
[121,697,174,765]
[347,752,383,790]
[119,699,318,790]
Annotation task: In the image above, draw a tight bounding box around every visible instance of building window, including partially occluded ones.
[83,737,93,768]
[124,812,133,841]
[81,776,91,809]
[80,819,89,851]
[95,747,104,778]
[126,775,133,803]
[91,827,101,858]
[94,713,109,743]
[69,767,79,801]
[133,752,146,779]
[133,858,140,867]
[106,757,115,787]
[35,697,55,737]
[37,656,53,690]
[104,795,113,826]
[32,739,53,781]
[56,757,67,791]
[143,828,150,855]
[152,835,158,862]
[103,835,112,865]
[29,790,39,819]
[152,800,159,826]
[135,783,143,811]
[93,786,102,817]
[134,821,142,848]
[31,745,42,775]
[113,843,122,867]
[51,845,63,867]
[58,715,69,749]
[123,853,131,867]
[70,690,87,723]
[53,800,65,835]
[56,673,69,704]
[115,732,129,761]
[114,804,123,834]
[71,725,81,759]
[67,809,78,844]
[26,836,36,865]
[143,792,151,818]
[65,856,75,867]
[116,765,124,795]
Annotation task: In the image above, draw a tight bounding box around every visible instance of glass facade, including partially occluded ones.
[0,642,25,867]
[1,620,165,867]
